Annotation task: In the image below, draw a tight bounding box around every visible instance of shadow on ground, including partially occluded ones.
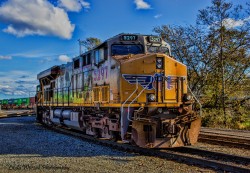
[0,116,133,158]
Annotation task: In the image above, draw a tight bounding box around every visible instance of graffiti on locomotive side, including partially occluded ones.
[93,66,108,81]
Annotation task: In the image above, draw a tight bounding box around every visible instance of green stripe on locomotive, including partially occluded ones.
[53,92,73,104]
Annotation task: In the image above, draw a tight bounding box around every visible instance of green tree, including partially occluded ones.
[80,37,102,51]
[154,0,250,128]
[154,25,215,99]
[197,0,250,117]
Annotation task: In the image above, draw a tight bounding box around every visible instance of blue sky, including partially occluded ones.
[0,0,249,99]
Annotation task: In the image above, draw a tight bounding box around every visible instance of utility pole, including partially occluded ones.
[78,39,83,55]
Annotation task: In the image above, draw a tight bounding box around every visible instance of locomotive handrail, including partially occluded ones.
[121,79,139,120]
[185,80,202,117]
[42,86,93,106]
[162,75,202,117]
[121,78,138,141]
[127,78,154,121]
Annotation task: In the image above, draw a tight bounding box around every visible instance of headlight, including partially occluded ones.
[156,57,163,69]
[156,58,162,63]
[157,108,163,113]
[183,94,192,102]
[156,63,162,69]
[148,94,156,102]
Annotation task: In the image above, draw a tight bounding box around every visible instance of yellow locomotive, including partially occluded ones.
[36,33,201,148]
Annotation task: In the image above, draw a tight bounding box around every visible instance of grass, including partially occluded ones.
[201,106,250,130]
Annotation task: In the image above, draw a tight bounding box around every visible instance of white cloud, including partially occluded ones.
[39,57,53,64]
[134,0,151,10]
[0,84,11,90]
[10,50,77,59]
[0,71,37,97]
[0,0,75,39]
[223,18,244,29]
[0,55,12,60]
[154,14,162,19]
[58,55,72,62]
[222,17,250,29]
[80,0,90,9]
[13,90,27,96]
[58,0,90,12]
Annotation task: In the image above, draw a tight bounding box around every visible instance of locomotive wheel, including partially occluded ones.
[110,131,119,142]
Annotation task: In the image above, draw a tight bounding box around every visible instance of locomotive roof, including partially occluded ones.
[37,65,60,80]
[95,33,162,47]
[74,33,165,60]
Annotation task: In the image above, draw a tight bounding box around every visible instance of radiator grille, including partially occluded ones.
[93,87,100,102]
[92,86,109,103]
[101,86,109,103]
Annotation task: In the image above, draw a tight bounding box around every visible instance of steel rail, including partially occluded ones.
[167,147,250,165]
[199,133,250,150]
[0,111,35,119]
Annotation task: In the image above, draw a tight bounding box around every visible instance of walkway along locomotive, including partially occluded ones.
[36,33,201,148]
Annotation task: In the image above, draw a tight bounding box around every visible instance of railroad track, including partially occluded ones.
[199,128,250,150]
[0,110,35,119]
[40,123,250,173]
[167,147,250,166]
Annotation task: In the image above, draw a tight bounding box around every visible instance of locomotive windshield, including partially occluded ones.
[147,46,170,56]
[111,44,144,56]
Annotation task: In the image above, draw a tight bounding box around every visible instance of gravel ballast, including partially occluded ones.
[0,116,215,173]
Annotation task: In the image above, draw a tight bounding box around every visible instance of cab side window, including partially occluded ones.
[94,47,108,65]
[74,59,80,69]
